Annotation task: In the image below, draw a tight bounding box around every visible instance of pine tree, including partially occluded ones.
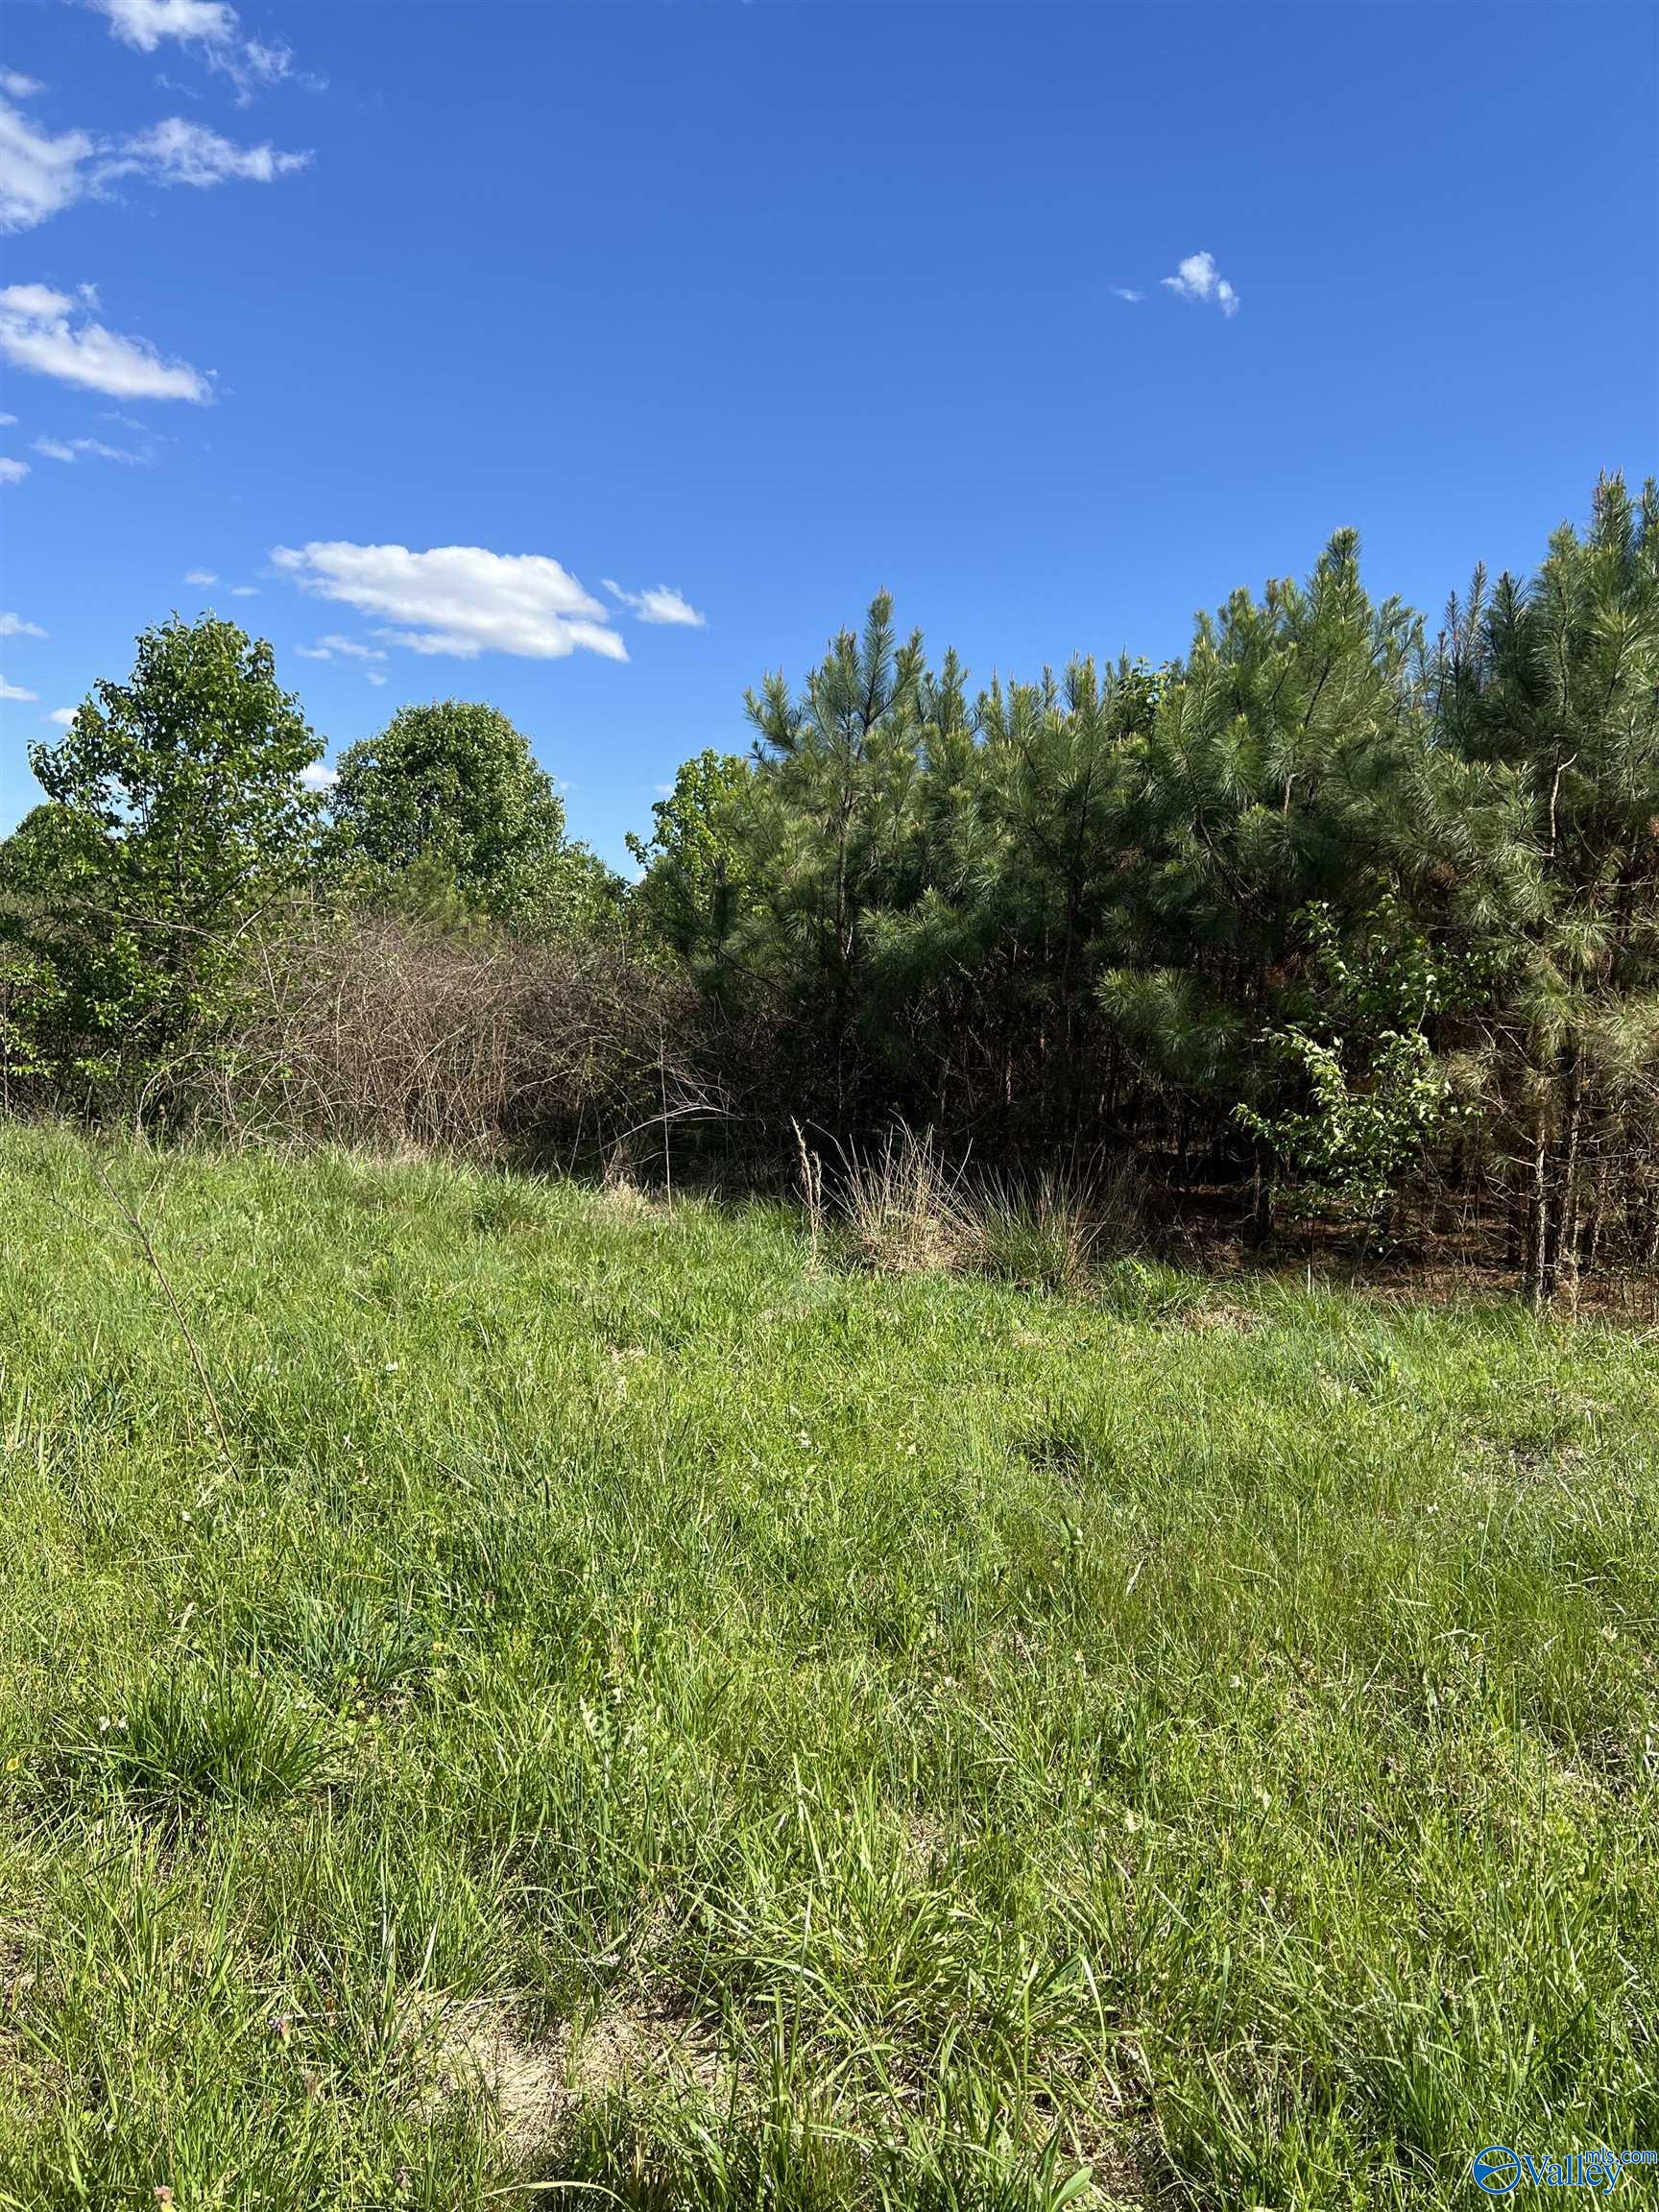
[1100,531,1424,1229]
[737,594,929,1118]
[1422,474,1659,1306]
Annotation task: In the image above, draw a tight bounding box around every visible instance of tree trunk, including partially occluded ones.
[1249,1139,1274,1248]
[1554,1046,1586,1315]
[1525,1098,1551,1313]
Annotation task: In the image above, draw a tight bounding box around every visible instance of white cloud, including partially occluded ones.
[0,413,13,425]
[0,456,28,483]
[0,93,95,230]
[230,584,257,596]
[43,706,77,727]
[184,566,218,585]
[1,72,42,99]
[0,613,46,637]
[365,668,387,686]
[295,632,388,662]
[272,541,630,662]
[1161,251,1239,317]
[101,117,310,190]
[1110,286,1144,303]
[0,87,309,231]
[93,0,237,50]
[0,284,210,401]
[86,0,315,105]
[32,431,143,463]
[0,678,39,702]
[300,760,338,792]
[602,579,707,629]
[241,37,298,89]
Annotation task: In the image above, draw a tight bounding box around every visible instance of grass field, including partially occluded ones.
[0,1126,1655,2210]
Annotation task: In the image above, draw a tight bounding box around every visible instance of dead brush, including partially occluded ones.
[833,1125,971,1276]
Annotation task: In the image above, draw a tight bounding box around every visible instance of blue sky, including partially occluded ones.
[2,0,1655,867]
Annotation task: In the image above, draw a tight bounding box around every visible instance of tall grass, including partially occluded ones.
[0,1123,1654,2208]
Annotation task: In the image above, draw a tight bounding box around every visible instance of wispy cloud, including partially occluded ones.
[602,579,707,629]
[0,284,210,401]
[1161,250,1239,317]
[273,541,631,663]
[1110,286,1144,304]
[0,677,39,702]
[100,115,310,191]
[32,430,148,464]
[1,72,42,100]
[0,78,310,231]
[84,0,315,104]
[43,706,77,727]
[0,612,46,637]
[184,566,218,585]
[294,632,388,662]
[230,584,256,596]
[0,456,28,484]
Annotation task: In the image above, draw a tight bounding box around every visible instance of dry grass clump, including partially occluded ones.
[835,1126,971,1275]
[968,1158,1144,1295]
[829,1131,1145,1294]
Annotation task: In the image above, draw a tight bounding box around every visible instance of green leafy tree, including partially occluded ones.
[8,616,321,1107]
[626,750,756,972]
[325,701,612,933]
[1235,902,1477,1236]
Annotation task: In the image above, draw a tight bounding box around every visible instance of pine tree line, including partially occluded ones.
[4,473,1656,1306]
[632,475,1659,1303]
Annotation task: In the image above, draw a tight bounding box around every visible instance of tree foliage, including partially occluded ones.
[4,479,1656,1303]
[324,700,614,936]
[4,615,320,1106]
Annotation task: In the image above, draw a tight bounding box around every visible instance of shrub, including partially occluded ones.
[195,906,719,1167]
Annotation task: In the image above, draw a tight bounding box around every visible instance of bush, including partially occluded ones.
[193,905,718,1166]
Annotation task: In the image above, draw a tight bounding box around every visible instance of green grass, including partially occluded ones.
[0,1125,1654,2210]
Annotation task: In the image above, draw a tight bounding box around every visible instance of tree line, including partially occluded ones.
[4,473,1656,1307]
